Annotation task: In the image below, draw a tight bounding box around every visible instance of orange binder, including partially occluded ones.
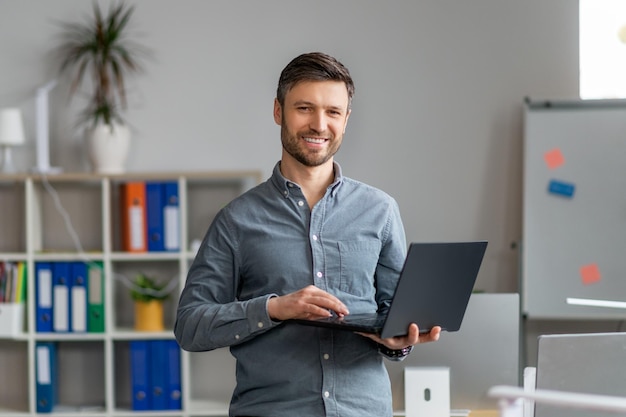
[120,182,148,252]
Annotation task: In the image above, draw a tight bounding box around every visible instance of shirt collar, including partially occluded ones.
[270,161,344,198]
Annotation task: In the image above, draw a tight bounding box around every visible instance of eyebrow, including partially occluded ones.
[292,100,346,112]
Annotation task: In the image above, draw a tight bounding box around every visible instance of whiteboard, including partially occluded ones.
[522,98,626,319]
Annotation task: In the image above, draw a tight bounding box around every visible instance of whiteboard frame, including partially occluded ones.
[522,98,626,319]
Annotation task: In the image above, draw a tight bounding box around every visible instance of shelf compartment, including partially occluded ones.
[185,179,248,252]
[109,177,184,254]
[113,339,183,413]
[48,340,106,412]
[0,340,28,412]
[0,180,26,253]
[30,179,104,253]
[111,260,180,332]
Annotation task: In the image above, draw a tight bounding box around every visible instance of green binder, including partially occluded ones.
[87,261,105,332]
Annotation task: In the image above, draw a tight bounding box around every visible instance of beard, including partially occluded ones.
[280,120,342,167]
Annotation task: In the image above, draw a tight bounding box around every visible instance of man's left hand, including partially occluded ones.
[357,323,441,349]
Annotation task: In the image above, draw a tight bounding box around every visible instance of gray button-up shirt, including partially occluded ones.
[175,161,407,417]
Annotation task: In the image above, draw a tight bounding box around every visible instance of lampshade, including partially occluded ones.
[0,108,26,146]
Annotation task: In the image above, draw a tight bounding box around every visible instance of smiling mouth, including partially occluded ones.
[303,137,327,144]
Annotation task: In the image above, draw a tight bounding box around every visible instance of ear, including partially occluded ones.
[273,98,282,126]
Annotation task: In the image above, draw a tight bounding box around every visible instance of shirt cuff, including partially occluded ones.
[265,293,282,324]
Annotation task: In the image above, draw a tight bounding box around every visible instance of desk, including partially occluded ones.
[469,411,499,417]
[392,410,498,417]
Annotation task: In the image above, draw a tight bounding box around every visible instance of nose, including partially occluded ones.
[309,110,328,133]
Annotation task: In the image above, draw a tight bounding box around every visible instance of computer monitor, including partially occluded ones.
[385,293,521,412]
[535,332,626,417]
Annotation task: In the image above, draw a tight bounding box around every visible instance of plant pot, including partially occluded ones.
[87,122,131,174]
[134,300,164,331]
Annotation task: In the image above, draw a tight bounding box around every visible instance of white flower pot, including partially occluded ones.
[87,123,131,174]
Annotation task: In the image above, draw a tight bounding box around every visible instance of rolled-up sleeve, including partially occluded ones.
[174,209,279,352]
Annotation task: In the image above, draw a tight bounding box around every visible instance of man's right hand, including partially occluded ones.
[267,285,349,321]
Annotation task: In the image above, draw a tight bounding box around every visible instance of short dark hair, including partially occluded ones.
[276,52,355,109]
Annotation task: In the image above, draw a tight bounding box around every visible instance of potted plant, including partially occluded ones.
[56,1,149,174]
[130,273,170,332]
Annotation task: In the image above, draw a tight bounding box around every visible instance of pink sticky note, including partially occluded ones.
[580,263,601,285]
[544,148,565,170]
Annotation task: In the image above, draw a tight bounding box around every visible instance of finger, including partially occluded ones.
[419,326,441,343]
[302,304,334,319]
[302,287,349,315]
[309,296,349,316]
[373,323,420,348]
[405,323,420,345]
[269,292,338,321]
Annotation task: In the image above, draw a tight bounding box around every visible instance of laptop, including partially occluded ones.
[292,241,488,339]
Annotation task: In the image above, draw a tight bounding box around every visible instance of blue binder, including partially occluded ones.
[146,182,165,252]
[162,182,180,252]
[166,340,182,410]
[35,262,53,333]
[70,262,88,333]
[35,341,57,413]
[130,340,152,410]
[52,262,71,333]
[150,340,168,410]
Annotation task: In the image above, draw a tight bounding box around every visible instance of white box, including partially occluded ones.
[405,366,450,417]
[0,303,25,337]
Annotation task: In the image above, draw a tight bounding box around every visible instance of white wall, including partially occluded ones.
[0,0,580,293]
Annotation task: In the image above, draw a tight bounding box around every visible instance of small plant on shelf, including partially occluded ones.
[130,273,170,332]
[130,273,170,303]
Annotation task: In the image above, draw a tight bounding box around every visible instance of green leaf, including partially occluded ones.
[130,273,170,302]
[55,0,151,129]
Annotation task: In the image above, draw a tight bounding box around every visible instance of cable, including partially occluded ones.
[39,172,177,299]
[40,173,87,256]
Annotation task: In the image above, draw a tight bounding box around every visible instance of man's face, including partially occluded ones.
[274,80,351,167]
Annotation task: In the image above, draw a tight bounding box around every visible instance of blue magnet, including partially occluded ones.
[547,179,575,198]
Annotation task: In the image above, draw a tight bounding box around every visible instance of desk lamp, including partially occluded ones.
[0,108,26,174]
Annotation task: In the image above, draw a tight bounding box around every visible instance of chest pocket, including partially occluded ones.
[337,240,380,297]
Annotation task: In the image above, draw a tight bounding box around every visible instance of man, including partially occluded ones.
[174,52,441,417]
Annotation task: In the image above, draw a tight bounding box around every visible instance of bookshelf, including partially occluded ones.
[0,171,262,417]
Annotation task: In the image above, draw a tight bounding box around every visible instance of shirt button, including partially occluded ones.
[324,391,330,398]
[288,183,294,188]
[283,190,288,196]
[312,235,318,241]
[298,200,304,207]
[316,271,323,278]
[257,322,264,328]
[323,353,330,360]
[235,334,240,340]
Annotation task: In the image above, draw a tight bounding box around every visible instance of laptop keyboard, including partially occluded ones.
[334,313,386,328]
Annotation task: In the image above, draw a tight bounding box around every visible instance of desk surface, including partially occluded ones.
[469,411,499,417]
[392,410,498,417]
